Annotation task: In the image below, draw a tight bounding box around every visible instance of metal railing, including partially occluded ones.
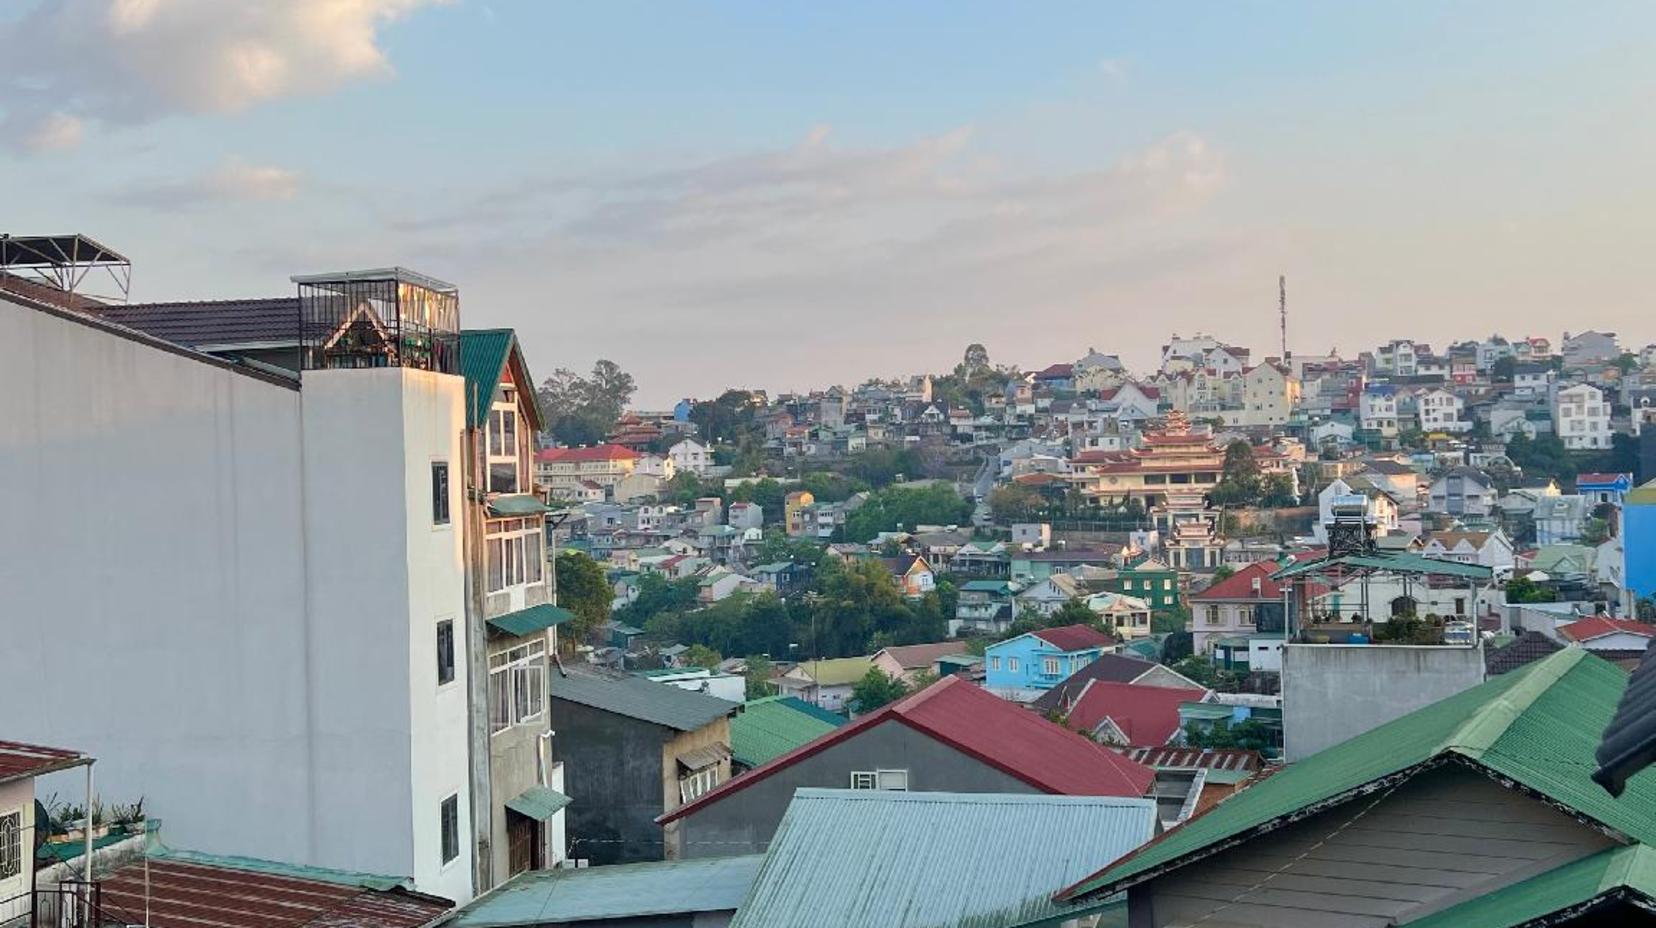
[0,880,137,928]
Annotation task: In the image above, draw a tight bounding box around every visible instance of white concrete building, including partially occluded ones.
[0,269,477,902]
[1551,382,1612,450]
[668,438,714,476]
[1359,386,1400,436]
[1416,388,1470,433]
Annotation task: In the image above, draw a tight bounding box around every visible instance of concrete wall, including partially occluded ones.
[1282,643,1485,761]
[673,719,1039,858]
[553,699,674,866]
[659,719,733,860]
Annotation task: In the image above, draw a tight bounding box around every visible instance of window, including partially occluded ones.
[1205,605,1222,626]
[680,766,721,803]
[989,656,1001,671]
[1239,606,1256,626]
[1008,657,1020,673]
[487,391,521,495]
[1042,657,1061,676]
[431,462,450,526]
[0,810,19,880]
[436,620,455,686]
[1163,579,1173,590]
[850,770,908,791]
[489,640,547,734]
[440,795,459,865]
[486,519,545,593]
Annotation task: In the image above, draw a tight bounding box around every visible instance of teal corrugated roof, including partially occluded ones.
[459,329,514,429]
[730,696,845,768]
[1403,843,1656,928]
[1067,649,1656,901]
[503,785,570,822]
[1272,551,1493,581]
[553,668,738,732]
[449,855,763,926]
[729,790,1156,928]
[486,604,574,638]
[487,494,553,517]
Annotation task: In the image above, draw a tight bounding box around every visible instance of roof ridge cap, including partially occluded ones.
[1448,648,1585,759]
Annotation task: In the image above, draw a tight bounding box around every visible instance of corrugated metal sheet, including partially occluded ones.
[553,667,738,732]
[458,328,512,429]
[504,785,571,822]
[486,604,573,638]
[1405,843,1656,928]
[730,696,845,768]
[485,494,553,517]
[449,854,763,926]
[0,739,89,784]
[96,858,450,928]
[728,790,1156,928]
[1066,648,1656,901]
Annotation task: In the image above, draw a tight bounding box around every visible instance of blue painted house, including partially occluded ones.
[984,623,1116,700]
[1576,472,1634,508]
[1626,480,1656,601]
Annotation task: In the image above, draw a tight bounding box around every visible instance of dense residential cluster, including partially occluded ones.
[5,238,1656,928]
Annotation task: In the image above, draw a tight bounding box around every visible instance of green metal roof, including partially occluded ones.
[503,785,570,823]
[1177,704,1233,721]
[961,579,1014,592]
[729,790,1156,928]
[459,329,543,431]
[447,854,764,926]
[553,668,738,732]
[1272,551,1493,581]
[487,494,553,517]
[1403,843,1656,928]
[486,604,574,638]
[730,695,845,768]
[1065,649,1656,901]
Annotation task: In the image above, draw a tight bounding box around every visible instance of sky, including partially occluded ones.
[4,2,1655,406]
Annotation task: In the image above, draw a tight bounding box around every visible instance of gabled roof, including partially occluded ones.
[1029,623,1114,652]
[1062,649,1656,902]
[1030,654,1166,713]
[730,696,846,769]
[1064,682,1210,746]
[536,444,641,463]
[874,641,969,670]
[91,296,299,349]
[786,656,874,687]
[447,855,763,927]
[1403,843,1656,928]
[727,790,1156,928]
[0,740,91,785]
[552,668,738,731]
[660,676,1154,824]
[1485,630,1565,676]
[459,328,543,432]
[1191,561,1286,602]
[1561,616,1656,643]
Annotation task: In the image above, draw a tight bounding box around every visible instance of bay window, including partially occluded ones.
[487,388,522,494]
[487,519,545,593]
[489,640,546,734]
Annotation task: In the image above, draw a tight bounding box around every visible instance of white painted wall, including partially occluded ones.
[0,778,34,923]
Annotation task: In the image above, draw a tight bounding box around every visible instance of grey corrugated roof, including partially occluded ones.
[446,854,763,926]
[553,668,738,731]
[729,790,1156,928]
[92,296,299,349]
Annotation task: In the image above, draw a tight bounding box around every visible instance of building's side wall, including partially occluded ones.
[552,699,669,866]
[0,296,315,865]
[674,719,1039,859]
[0,778,34,922]
[1281,644,1486,762]
[1131,766,1615,928]
[660,719,733,860]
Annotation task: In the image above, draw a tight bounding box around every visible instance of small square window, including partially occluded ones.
[989,656,1001,671]
[850,771,878,790]
[1008,658,1021,673]
[431,462,450,526]
[436,619,455,686]
[440,795,459,865]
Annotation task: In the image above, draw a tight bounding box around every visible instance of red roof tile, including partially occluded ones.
[0,740,89,784]
[1191,561,1287,602]
[1560,616,1656,643]
[1064,682,1210,746]
[658,676,1153,824]
[535,444,640,463]
[1031,624,1116,652]
[96,859,451,928]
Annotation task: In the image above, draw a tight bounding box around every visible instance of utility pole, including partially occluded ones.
[1279,274,1288,362]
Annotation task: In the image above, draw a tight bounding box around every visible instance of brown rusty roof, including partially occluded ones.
[96,859,451,928]
[0,740,90,785]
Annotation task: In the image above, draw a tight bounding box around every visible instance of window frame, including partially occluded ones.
[486,519,546,594]
[1008,657,1021,673]
[486,389,523,495]
[489,640,547,735]
[431,460,450,526]
[0,809,19,881]
[436,619,456,687]
[679,765,721,804]
[1042,656,1061,676]
[439,795,460,866]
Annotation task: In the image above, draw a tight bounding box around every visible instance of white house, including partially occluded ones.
[1314,477,1401,544]
[1226,363,1298,427]
[1421,529,1515,568]
[669,437,714,476]
[1428,467,1499,518]
[1551,383,1612,450]
[0,269,478,902]
[1512,362,1554,398]
[1416,388,1470,433]
[1558,616,1654,654]
[1359,386,1400,436]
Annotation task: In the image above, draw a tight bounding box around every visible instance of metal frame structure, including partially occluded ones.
[293,268,459,374]
[0,234,131,303]
[1272,549,1493,641]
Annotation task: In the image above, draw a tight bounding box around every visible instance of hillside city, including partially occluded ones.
[6,245,1656,927]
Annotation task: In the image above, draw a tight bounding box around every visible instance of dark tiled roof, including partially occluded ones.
[92,296,299,349]
[1031,623,1115,652]
[1485,630,1563,676]
[553,668,738,732]
[1031,654,1162,714]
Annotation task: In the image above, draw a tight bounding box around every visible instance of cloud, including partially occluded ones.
[1097,58,1129,82]
[0,0,443,149]
[10,112,85,153]
[113,157,301,208]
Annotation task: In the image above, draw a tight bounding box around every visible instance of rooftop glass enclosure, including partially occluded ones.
[294,268,459,374]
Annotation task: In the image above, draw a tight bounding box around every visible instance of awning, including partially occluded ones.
[1272,552,1493,581]
[487,494,554,517]
[677,743,732,772]
[505,785,571,822]
[487,604,575,638]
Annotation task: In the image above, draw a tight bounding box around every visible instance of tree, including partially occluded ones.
[988,483,1043,523]
[1209,442,1262,507]
[1211,565,1236,583]
[1171,655,1221,688]
[729,478,789,524]
[537,360,638,446]
[1152,606,1190,635]
[1050,597,1106,631]
[842,483,973,542]
[743,654,776,699]
[1491,356,1516,383]
[554,551,612,646]
[681,644,722,670]
[1184,718,1274,753]
[850,668,909,713]
[1506,433,1575,482]
[1259,473,1298,507]
[689,389,763,445]
[962,343,991,374]
[1505,576,1557,604]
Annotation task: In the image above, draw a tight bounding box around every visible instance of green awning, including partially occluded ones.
[1179,704,1234,722]
[487,494,554,517]
[505,785,571,822]
[487,604,575,638]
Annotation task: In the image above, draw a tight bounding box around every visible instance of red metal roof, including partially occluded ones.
[659,676,1153,824]
[0,740,89,784]
[1560,616,1656,643]
[1190,561,1286,602]
[1064,683,1210,746]
[96,859,451,928]
[1031,624,1116,652]
[535,444,640,463]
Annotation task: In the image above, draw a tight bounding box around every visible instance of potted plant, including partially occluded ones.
[109,799,146,835]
